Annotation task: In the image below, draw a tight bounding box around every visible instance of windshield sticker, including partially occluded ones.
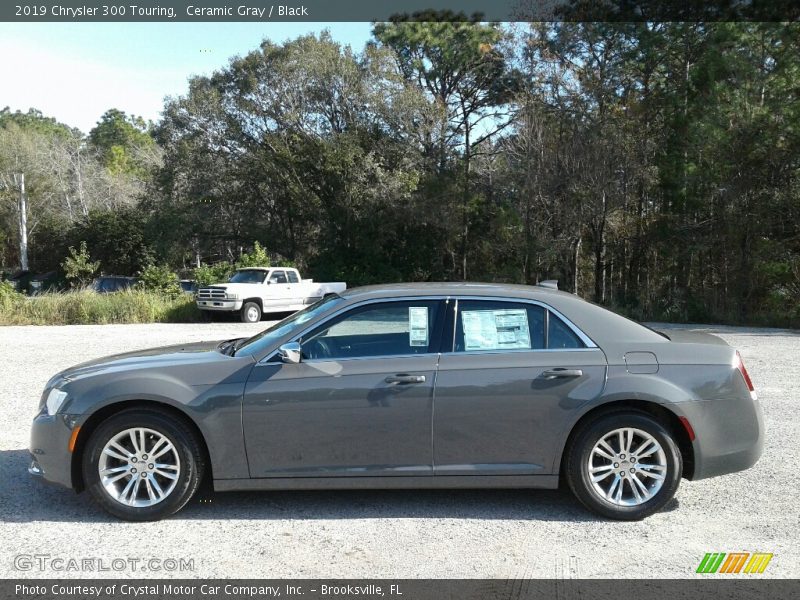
[409,307,429,347]
[461,309,531,351]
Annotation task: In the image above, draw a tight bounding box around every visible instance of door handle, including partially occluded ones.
[385,374,426,384]
[540,368,583,379]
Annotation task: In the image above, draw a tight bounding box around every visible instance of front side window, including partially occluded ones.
[269,270,288,284]
[301,301,441,360]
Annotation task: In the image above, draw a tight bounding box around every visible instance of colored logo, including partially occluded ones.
[697,552,773,574]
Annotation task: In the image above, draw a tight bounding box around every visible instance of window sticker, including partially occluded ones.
[408,307,429,347]
[461,309,531,351]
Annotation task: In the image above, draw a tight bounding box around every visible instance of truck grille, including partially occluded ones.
[197,287,227,300]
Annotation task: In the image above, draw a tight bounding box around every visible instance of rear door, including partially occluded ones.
[433,298,607,476]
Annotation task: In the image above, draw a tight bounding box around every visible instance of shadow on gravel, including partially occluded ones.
[0,449,679,524]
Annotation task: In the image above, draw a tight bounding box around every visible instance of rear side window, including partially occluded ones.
[453,300,586,352]
[548,313,584,349]
[454,301,545,352]
[287,271,299,283]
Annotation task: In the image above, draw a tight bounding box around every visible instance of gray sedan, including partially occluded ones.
[29,283,764,521]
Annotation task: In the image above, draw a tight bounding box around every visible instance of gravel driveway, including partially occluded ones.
[0,322,797,578]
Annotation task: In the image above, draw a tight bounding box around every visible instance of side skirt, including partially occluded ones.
[214,475,559,492]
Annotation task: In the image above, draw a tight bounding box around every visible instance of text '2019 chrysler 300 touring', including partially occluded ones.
[29,283,764,521]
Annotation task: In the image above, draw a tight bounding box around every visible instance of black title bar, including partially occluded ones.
[3,1,800,23]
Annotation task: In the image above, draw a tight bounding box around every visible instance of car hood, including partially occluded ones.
[56,340,244,382]
[203,283,261,293]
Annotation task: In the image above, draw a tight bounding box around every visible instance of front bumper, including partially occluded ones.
[29,412,80,489]
[679,395,765,480]
[196,299,243,311]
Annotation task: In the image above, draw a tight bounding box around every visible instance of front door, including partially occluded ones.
[243,299,445,478]
[433,299,607,476]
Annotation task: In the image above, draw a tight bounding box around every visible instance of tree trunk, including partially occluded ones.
[15,173,29,271]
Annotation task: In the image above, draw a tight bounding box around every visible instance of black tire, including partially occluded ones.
[82,408,205,521]
[564,411,682,520]
[240,301,261,323]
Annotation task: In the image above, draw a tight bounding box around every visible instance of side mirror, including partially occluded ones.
[278,341,302,364]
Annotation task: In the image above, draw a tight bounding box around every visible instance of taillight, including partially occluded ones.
[734,351,757,401]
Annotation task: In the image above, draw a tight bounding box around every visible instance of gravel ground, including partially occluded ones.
[0,322,797,579]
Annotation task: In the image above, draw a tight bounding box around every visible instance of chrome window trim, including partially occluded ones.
[257,293,597,364]
[450,296,598,353]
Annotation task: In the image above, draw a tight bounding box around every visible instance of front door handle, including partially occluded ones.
[385,374,426,384]
[540,368,583,379]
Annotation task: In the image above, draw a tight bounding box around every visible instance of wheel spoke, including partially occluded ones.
[154,468,178,480]
[102,447,129,461]
[151,442,174,460]
[630,473,650,500]
[149,476,165,500]
[596,440,615,460]
[129,431,141,454]
[103,471,130,485]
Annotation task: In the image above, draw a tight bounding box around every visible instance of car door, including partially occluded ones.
[263,269,291,310]
[242,299,445,478]
[433,298,607,477]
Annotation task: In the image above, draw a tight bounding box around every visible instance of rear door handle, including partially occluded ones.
[540,368,583,379]
[385,374,426,384]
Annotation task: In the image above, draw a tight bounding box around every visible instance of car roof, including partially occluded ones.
[340,281,569,301]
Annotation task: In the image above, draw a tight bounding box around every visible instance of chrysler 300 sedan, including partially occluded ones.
[29,283,764,521]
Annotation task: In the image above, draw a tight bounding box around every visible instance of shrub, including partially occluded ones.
[235,241,270,269]
[138,264,181,297]
[193,262,235,287]
[62,241,100,288]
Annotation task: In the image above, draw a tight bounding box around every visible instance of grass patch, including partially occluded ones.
[0,287,203,325]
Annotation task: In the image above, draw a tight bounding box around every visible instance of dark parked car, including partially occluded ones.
[29,283,763,521]
[92,276,138,293]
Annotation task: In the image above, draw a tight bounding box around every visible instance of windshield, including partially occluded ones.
[234,294,344,357]
[229,270,267,284]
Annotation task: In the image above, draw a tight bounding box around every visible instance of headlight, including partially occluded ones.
[46,388,68,416]
[226,292,239,300]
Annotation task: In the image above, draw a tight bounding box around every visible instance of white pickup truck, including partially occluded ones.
[196,267,346,323]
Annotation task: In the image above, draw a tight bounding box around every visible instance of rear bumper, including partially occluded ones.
[679,396,765,480]
[197,299,243,311]
[29,412,79,489]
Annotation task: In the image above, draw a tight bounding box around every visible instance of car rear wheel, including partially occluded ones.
[565,412,682,520]
[240,301,261,323]
[82,409,205,521]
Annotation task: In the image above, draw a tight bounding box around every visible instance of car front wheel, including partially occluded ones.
[240,301,261,323]
[82,409,205,521]
[565,412,682,520]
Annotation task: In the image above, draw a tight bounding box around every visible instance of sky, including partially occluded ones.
[0,22,373,133]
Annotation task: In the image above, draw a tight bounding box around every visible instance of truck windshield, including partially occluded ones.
[234,294,344,357]
[229,270,267,284]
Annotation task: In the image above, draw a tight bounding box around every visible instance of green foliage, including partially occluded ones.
[137,264,181,297]
[193,262,235,287]
[0,289,200,325]
[89,109,155,175]
[235,242,271,269]
[70,207,153,275]
[62,241,100,288]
